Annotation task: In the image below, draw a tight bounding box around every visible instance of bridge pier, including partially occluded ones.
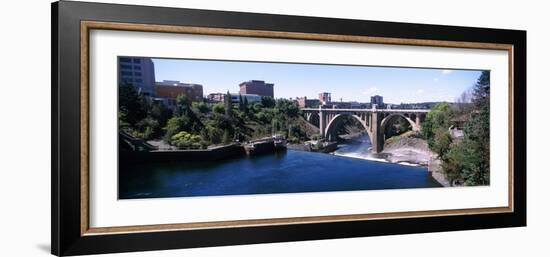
[370,112,384,153]
[319,108,326,137]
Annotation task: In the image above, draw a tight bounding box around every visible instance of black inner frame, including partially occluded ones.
[52,1,526,256]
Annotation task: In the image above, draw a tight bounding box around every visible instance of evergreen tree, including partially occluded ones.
[243,96,249,114]
[224,91,233,117]
[472,70,490,109]
[464,70,490,185]
[238,94,244,110]
[118,83,147,126]
[174,94,191,116]
[443,71,491,186]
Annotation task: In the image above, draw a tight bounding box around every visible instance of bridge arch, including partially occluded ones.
[380,113,419,137]
[305,112,320,127]
[324,113,372,142]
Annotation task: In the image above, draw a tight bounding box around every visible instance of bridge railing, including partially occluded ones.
[301,108,430,113]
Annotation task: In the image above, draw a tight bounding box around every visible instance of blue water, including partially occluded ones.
[119,147,441,199]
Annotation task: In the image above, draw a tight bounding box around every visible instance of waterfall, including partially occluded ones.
[332,134,390,163]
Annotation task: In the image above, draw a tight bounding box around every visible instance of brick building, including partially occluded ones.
[154,80,203,107]
[296,96,320,108]
[239,80,274,98]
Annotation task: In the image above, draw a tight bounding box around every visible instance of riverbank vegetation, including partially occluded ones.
[422,71,490,186]
[119,86,314,149]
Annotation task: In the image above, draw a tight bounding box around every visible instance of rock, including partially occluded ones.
[382,132,430,166]
[428,156,451,187]
[382,132,452,186]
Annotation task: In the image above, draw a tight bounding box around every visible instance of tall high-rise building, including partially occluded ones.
[319,92,332,105]
[118,57,156,96]
[239,80,274,98]
[370,95,384,108]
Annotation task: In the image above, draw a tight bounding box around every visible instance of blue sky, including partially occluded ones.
[152,58,483,104]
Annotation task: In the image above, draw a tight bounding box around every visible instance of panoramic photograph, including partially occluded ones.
[117,56,491,199]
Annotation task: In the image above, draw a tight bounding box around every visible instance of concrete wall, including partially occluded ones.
[120,144,246,163]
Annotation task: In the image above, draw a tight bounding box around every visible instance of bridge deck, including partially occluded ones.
[301,108,430,113]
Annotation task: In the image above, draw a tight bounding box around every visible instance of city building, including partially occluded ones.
[370,95,385,108]
[296,97,320,108]
[322,101,368,109]
[343,101,366,109]
[207,93,226,103]
[118,57,156,96]
[153,80,204,107]
[230,93,262,104]
[385,103,398,109]
[207,92,262,104]
[239,80,274,98]
[319,92,332,105]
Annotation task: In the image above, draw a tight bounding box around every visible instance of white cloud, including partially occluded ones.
[433,78,439,82]
[442,69,453,75]
[362,87,379,95]
[417,89,424,94]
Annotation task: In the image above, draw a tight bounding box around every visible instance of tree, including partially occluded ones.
[174,94,192,116]
[212,103,225,114]
[192,102,211,114]
[164,116,186,141]
[455,88,473,114]
[224,91,233,116]
[261,96,275,108]
[441,71,491,186]
[422,102,452,152]
[472,71,490,109]
[460,70,491,185]
[203,119,225,144]
[150,101,172,128]
[126,84,318,147]
[118,83,147,126]
[134,116,160,139]
[238,94,244,109]
[242,96,249,115]
[164,111,202,141]
[252,102,263,113]
[275,99,299,118]
[432,127,451,157]
[168,94,203,134]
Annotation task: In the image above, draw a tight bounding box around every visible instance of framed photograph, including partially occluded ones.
[52,1,526,256]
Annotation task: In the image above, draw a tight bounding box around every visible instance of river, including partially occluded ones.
[332,134,391,163]
[119,135,441,199]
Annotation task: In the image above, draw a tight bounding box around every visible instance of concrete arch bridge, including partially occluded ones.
[302,107,430,152]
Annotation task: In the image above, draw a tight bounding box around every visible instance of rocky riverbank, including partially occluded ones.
[382,131,450,186]
[382,131,431,166]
